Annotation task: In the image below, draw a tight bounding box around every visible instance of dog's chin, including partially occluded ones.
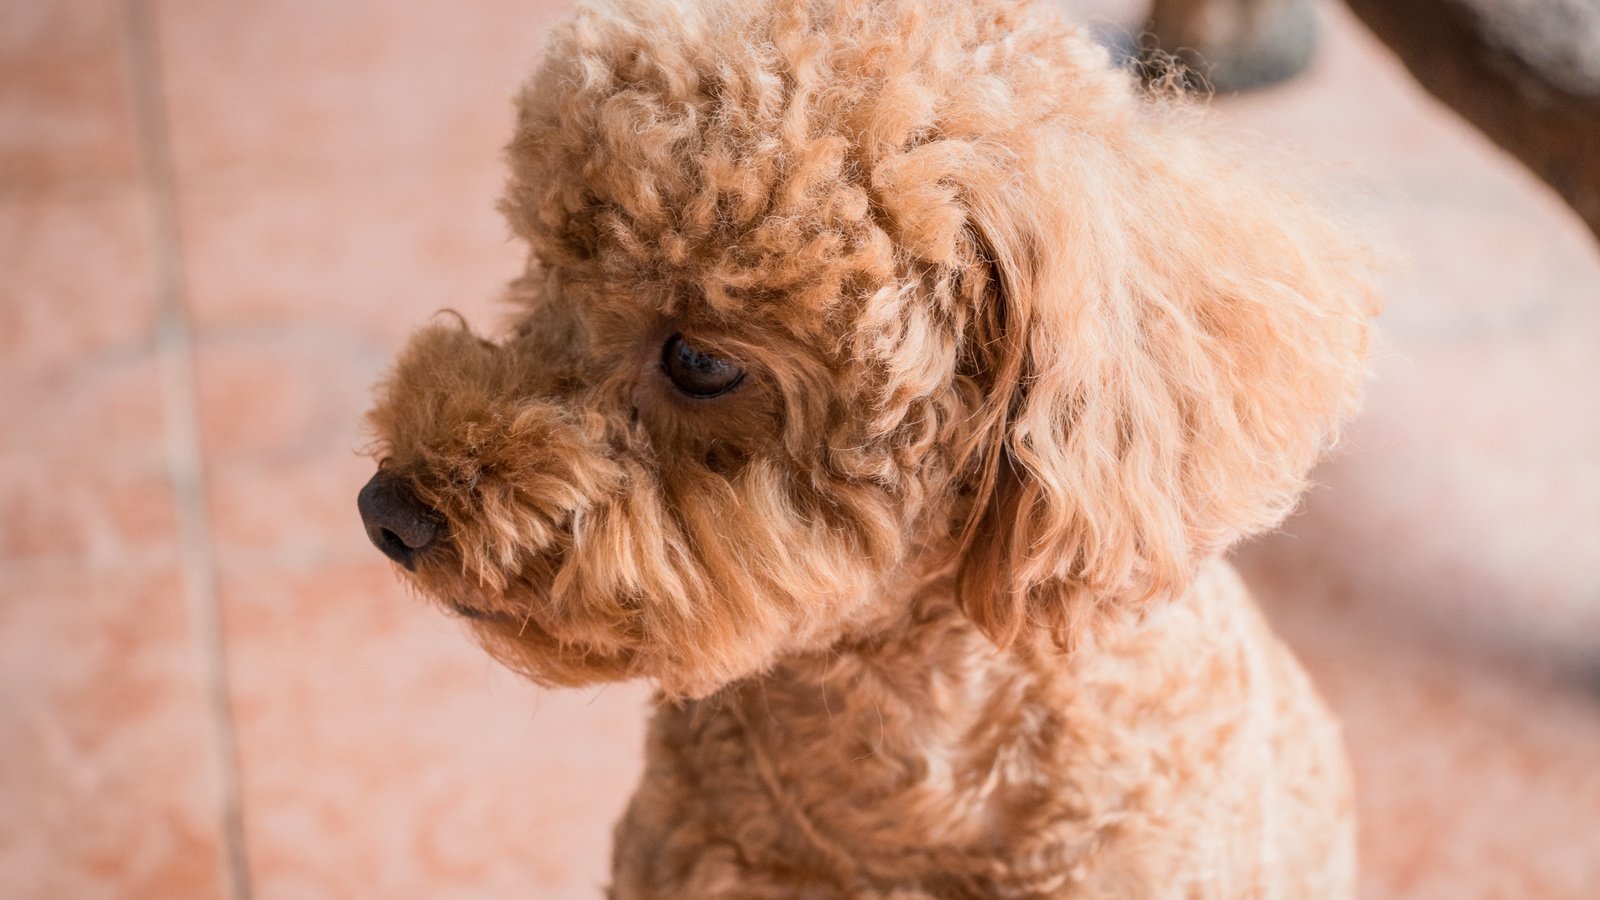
[452,602,644,687]
[416,584,738,698]
[479,618,743,698]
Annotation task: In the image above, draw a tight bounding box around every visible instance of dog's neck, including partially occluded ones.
[651,573,1181,893]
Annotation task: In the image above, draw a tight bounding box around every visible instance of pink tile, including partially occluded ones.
[1244,553,1600,898]
[0,358,179,566]
[0,1,159,379]
[0,566,227,899]
[220,562,646,899]
[0,290,225,895]
[0,189,163,380]
[1,5,233,898]
[0,0,141,192]
[153,0,575,343]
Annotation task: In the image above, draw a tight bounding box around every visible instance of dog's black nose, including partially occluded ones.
[357,471,441,570]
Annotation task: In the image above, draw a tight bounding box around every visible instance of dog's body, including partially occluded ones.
[614,560,1353,898]
[360,0,1378,895]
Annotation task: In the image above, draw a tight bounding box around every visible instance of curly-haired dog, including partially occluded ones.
[359,0,1380,895]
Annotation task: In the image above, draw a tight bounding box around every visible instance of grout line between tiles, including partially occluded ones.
[122,2,253,898]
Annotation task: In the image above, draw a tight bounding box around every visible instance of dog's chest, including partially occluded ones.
[607,565,1353,898]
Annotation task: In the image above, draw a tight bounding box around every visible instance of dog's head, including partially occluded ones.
[361,0,1378,697]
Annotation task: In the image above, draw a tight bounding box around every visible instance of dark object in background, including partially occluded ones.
[1142,0,1600,242]
[1142,0,1320,93]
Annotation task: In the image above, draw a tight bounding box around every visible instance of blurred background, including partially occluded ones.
[2,0,1597,897]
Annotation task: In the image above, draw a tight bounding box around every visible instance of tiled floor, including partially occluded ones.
[2,1,1597,897]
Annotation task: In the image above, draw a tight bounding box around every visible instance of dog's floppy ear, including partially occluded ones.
[953,113,1379,648]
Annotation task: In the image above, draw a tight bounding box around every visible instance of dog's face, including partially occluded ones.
[361,0,1378,698]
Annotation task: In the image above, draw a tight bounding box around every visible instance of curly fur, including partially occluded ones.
[363,0,1379,894]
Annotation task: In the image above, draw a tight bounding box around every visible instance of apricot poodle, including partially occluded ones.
[358,0,1380,895]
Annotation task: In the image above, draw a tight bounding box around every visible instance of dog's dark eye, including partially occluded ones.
[661,334,745,398]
